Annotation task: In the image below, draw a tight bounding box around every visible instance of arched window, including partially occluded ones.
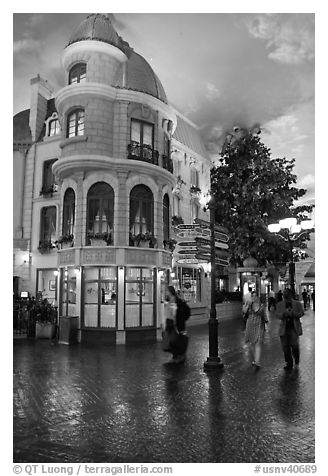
[163,194,170,241]
[130,185,154,238]
[87,182,114,244]
[67,108,85,138]
[69,63,86,85]
[62,188,75,237]
[40,206,56,242]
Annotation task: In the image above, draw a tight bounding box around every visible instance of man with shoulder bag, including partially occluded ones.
[163,286,190,364]
[276,289,304,371]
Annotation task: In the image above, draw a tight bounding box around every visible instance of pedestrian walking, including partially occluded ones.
[276,290,283,303]
[268,289,276,311]
[311,290,315,311]
[302,289,308,310]
[162,285,190,364]
[245,292,268,368]
[276,289,304,371]
[242,286,253,327]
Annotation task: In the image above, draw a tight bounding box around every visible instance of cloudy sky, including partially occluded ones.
[13,11,315,204]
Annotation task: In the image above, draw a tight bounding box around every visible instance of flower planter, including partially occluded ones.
[61,241,73,249]
[35,322,56,339]
[137,241,150,248]
[90,238,107,247]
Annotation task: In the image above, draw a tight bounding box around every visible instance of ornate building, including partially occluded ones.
[13,14,214,344]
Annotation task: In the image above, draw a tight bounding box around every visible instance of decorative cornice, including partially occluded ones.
[62,40,127,70]
[55,82,176,128]
[52,154,176,186]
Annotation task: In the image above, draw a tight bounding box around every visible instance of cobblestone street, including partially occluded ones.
[13,308,315,463]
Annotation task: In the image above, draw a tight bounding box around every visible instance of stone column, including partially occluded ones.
[115,170,129,246]
[73,172,85,247]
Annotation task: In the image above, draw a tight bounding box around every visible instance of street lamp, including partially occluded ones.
[204,196,224,371]
[268,218,314,298]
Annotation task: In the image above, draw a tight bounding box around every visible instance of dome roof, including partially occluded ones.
[112,51,168,104]
[13,109,31,144]
[67,14,168,104]
[67,14,124,51]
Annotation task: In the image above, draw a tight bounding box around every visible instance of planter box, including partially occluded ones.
[35,322,56,339]
[61,241,73,249]
[90,239,107,247]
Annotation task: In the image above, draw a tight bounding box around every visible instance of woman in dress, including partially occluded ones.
[245,292,268,368]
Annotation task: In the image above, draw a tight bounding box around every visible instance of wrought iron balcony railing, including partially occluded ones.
[162,155,173,174]
[39,184,58,197]
[127,142,159,165]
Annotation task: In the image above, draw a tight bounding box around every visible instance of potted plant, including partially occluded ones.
[173,175,186,195]
[35,299,57,339]
[172,215,184,227]
[190,185,202,198]
[38,240,55,254]
[163,238,177,251]
[55,234,74,249]
[130,232,157,248]
[88,231,112,246]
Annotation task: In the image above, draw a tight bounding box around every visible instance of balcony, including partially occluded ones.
[162,155,173,174]
[39,184,58,197]
[127,142,159,166]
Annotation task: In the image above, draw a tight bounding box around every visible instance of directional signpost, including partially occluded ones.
[197,215,228,371]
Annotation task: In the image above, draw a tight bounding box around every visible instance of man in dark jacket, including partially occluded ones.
[276,289,304,370]
[165,286,190,364]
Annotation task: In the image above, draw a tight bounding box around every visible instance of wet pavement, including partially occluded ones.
[13,308,315,463]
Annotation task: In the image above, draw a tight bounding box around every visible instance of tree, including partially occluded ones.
[211,131,314,267]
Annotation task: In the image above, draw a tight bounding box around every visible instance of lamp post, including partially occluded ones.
[268,218,314,298]
[204,196,224,370]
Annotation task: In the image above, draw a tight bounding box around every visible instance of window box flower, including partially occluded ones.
[172,215,184,227]
[130,232,157,248]
[88,231,112,246]
[163,238,177,251]
[38,240,56,254]
[55,234,74,249]
[190,185,202,198]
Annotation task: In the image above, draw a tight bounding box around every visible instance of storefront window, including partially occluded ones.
[83,267,117,328]
[125,267,155,327]
[36,268,57,306]
[176,267,202,303]
[61,268,77,316]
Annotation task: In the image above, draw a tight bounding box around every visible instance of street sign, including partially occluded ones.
[196,247,229,259]
[176,224,198,230]
[196,253,229,266]
[216,258,229,266]
[195,227,229,243]
[176,241,197,247]
[194,218,229,235]
[176,258,199,264]
[195,237,229,250]
[175,249,197,255]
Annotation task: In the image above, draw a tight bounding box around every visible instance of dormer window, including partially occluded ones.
[67,109,85,138]
[49,118,60,137]
[69,63,87,85]
[44,112,61,138]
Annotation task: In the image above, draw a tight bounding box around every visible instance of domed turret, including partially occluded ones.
[67,13,124,51]
[66,13,168,104]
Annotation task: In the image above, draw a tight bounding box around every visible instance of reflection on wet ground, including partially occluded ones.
[14,309,315,463]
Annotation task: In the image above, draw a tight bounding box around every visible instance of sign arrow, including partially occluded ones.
[194,218,229,235]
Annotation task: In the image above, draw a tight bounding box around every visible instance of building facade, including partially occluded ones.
[13,14,215,344]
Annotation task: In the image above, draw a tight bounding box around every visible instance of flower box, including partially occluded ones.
[90,238,107,247]
[138,240,150,248]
